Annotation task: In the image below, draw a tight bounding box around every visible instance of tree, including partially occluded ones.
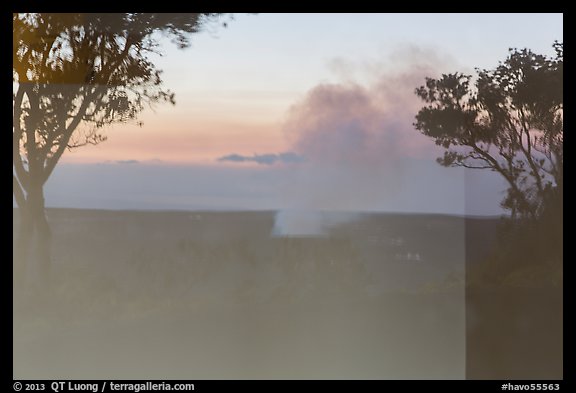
[13,13,225,286]
[414,43,563,220]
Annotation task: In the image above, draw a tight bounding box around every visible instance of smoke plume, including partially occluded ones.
[273,48,449,236]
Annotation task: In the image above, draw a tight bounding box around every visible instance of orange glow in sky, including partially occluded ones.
[62,89,293,164]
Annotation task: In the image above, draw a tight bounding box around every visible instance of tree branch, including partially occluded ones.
[455,162,493,170]
[42,85,106,183]
[41,34,137,184]
[470,142,534,218]
[518,107,544,195]
[13,85,30,191]
[23,87,45,185]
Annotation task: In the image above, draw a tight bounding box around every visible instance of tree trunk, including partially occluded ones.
[14,207,33,288]
[35,204,52,286]
[14,181,52,289]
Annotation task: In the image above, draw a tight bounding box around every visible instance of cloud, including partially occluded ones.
[115,159,140,165]
[217,154,247,163]
[217,152,305,165]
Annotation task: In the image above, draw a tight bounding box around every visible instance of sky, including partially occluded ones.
[40,13,563,215]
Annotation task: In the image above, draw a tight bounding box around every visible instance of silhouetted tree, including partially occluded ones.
[414,43,563,220]
[13,13,226,286]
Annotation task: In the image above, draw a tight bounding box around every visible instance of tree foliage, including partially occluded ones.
[414,43,563,219]
[13,13,223,198]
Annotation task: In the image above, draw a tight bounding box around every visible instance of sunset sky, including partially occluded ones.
[42,13,562,215]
